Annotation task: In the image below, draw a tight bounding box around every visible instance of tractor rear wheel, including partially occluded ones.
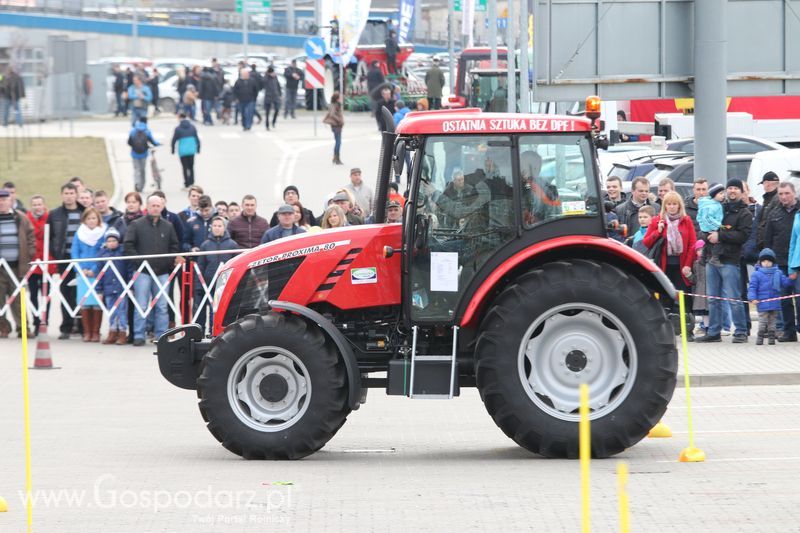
[197,313,350,459]
[475,260,677,458]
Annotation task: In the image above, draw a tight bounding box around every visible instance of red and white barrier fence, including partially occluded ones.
[0,247,246,328]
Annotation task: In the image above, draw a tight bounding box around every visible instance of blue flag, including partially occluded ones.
[398,0,415,44]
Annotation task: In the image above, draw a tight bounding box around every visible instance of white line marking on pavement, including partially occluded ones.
[671,428,800,434]
[670,404,800,409]
[341,448,397,453]
[657,456,800,463]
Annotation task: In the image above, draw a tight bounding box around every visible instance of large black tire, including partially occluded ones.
[197,313,350,459]
[475,260,677,458]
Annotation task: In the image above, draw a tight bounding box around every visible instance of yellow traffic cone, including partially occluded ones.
[679,446,706,462]
[0,495,8,512]
[648,421,672,438]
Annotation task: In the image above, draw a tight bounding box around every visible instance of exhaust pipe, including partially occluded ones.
[372,107,397,224]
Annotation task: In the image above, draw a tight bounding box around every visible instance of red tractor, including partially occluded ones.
[157,100,678,460]
[446,47,509,110]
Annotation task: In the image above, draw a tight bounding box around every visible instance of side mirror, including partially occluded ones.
[393,142,406,177]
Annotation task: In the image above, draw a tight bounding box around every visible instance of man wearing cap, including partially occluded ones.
[696,178,754,343]
[386,199,403,223]
[344,168,374,217]
[331,192,364,226]
[765,181,800,341]
[261,205,306,244]
[270,186,316,227]
[0,189,35,338]
[756,171,781,251]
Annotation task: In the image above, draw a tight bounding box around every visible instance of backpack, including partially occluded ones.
[130,129,149,154]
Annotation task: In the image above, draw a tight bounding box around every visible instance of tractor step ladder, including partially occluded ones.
[408,325,459,399]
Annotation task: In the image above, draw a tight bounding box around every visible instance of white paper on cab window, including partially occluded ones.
[430,252,459,292]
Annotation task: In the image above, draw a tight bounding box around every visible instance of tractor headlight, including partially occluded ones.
[212,269,232,313]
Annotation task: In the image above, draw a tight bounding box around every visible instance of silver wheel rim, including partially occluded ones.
[227,346,312,432]
[517,303,637,422]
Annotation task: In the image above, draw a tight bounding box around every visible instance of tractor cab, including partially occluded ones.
[369,107,609,397]
[394,110,603,324]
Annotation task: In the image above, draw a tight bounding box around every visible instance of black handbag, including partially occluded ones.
[646,235,665,261]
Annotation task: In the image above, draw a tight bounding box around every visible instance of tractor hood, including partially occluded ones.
[214,224,402,334]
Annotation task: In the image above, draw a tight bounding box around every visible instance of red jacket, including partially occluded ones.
[642,214,696,285]
[26,210,57,275]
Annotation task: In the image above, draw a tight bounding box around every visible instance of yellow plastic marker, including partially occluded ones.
[579,383,590,533]
[617,462,629,533]
[677,290,705,463]
[21,288,34,531]
[647,420,672,438]
[0,495,7,512]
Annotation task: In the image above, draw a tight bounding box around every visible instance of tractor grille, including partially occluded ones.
[315,248,363,294]
[222,257,305,325]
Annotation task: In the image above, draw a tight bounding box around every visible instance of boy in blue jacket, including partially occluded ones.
[748,248,793,345]
[98,228,130,345]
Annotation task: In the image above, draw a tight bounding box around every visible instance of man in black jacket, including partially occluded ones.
[269,185,316,227]
[233,69,259,131]
[755,171,781,250]
[199,67,220,126]
[93,190,122,227]
[2,66,25,127]
[764,181,800,342]
[124,194,182,346]
[602,176,627,207]
[113,65,126,116]
[684,178,707,232]
[696,179,753,344]
[614,176,653,236]
[283,60,303,119]
[385,30,399,74]
[48,182,85,339]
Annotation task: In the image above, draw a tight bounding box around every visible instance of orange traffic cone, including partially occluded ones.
[31,323,60,370]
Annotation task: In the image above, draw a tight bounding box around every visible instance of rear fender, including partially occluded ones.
[459,236,677,329]
[268,300,363,410]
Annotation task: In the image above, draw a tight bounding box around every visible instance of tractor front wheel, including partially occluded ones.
[475,260,677,458]
[197,313,350,459]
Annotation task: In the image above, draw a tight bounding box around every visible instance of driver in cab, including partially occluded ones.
[520,150,561,225]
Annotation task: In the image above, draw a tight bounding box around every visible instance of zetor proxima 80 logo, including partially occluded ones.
[441,118,577,133]
[248,240,351,269]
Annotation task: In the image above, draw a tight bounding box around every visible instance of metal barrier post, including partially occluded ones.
[180,262,189,326]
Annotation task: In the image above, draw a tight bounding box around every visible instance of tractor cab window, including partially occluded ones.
[409,135,516,322]
[518,134,600,226]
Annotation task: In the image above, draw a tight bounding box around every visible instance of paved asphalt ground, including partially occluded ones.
[14,111,384,220]
[2,112,800,531]
[1,340,799,532]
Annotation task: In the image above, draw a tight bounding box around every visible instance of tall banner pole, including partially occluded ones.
[242,1,249,59]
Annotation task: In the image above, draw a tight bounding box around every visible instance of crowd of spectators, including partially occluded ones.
[0,160,401,346]
[605,172,800,345]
